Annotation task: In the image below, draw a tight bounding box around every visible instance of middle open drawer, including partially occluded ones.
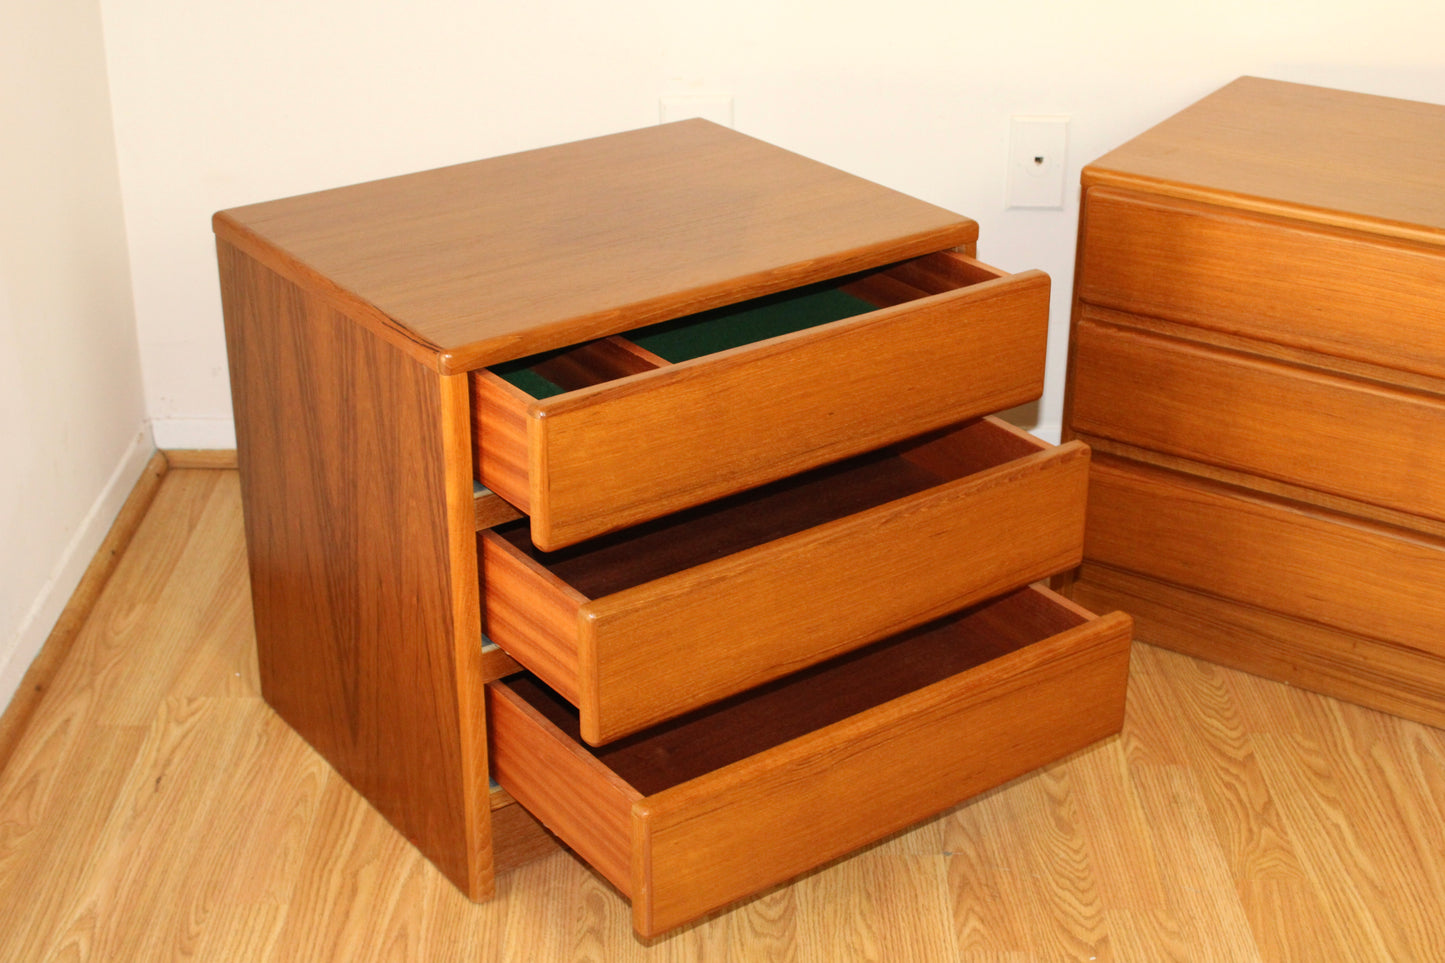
[480,416,1089,744]
[488,583,1133,937]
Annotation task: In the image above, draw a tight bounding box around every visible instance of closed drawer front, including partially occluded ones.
[471,250,1050,549]
[487,584,1132,937]
[1077,188,1445,379]
[1070,314,1445,521]
[1085,455,1445,656]
[482,417,1090,744]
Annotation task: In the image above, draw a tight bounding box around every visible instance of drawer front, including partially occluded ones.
[488,585,1133,937]
[1069,314,1445,521]
[1077,188,1445,379]
[483,418,1090,744]
[473,252,1050,549]
[1085,455,1445,657]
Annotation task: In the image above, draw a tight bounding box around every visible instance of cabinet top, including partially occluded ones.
[1084,76,1445,248]
[215,121,976,374]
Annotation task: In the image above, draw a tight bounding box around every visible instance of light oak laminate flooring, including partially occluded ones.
[2,468,1443,961]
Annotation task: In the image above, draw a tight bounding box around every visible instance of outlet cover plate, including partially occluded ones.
[1007,115,1069,209]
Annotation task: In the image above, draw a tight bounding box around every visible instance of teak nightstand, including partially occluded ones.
[215,120,1131,937]
[1064,76,1445,727]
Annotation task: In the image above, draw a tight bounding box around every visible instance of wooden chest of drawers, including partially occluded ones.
[1063,76,1445,727]
[215,120,1130,937]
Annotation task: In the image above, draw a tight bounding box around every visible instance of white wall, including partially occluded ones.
[1,1,152,709]
[97,0,1445,449]
[5,0,1443,714]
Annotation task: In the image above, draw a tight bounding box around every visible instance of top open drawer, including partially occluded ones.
[470,250,1049,549]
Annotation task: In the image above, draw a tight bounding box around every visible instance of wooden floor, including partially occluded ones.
[4,467,1445,961]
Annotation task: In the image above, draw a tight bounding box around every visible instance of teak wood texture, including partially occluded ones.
[1077,188,1445,381]
[1070,562,1445,731]
[1068,313,1445,522]
[1062,76,1445,726]
[1080,75,1445,244]
[213,120,978,374]
[1082,457,1445,660]
[482,418,1090,744]
[218,241,492,898]
[9,467,1445,960]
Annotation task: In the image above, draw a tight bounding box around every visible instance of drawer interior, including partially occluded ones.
[490,416,1046,598]
[501,584,1095,796]
[488,250,1003,400]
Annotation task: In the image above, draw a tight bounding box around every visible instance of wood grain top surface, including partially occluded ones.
[214,120,977,372]
[1084,76,1445,246]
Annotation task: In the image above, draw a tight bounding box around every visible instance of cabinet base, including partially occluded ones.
[1070,563,1445,730]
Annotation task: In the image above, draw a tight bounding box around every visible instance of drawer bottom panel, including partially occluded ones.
[488,585,1132,937]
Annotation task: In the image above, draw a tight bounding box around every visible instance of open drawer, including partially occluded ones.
[470,250,1050,549]
[488,584,1133,937]
[481,417,1090,744]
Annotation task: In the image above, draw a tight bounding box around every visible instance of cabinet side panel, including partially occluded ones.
[218,240,476,891]
[439,373,496,900]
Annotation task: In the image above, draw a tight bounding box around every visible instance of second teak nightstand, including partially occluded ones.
[1064,76,1445,728]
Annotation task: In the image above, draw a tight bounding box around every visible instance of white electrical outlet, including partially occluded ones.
[659,95,734,128]
[1006,115,1069,209]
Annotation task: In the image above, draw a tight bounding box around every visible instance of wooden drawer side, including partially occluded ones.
[470,373,532,515]
[1077,188,1445,380]
[631,598,1133,935]
[479,532,588,704]
[487,684,638,890]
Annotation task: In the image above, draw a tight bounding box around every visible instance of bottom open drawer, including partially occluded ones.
[488,584,1132,937]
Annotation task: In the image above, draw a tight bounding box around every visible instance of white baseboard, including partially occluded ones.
[0,426,157,712]
[150,417,236,451]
